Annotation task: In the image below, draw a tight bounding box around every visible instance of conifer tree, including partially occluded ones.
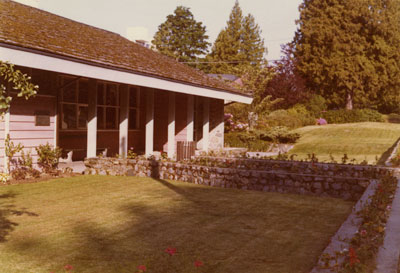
[207,1,267,76]
[294,0,400,111]
[152,6,210,65]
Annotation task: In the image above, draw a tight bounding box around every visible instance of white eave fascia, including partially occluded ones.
[0,45,253,104]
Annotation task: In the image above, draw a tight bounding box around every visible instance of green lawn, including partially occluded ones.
[288,122,400,164]
[0,176,353,273]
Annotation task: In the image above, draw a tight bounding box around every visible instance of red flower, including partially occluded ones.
[349,247,360,267]
[137,265,147,272]
[64,264,74,271]
[165,247,177,256]
[194,260,204,267]
[360,230,367,236]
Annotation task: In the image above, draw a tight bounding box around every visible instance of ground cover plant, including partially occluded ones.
[287,122,400,164]
[0,176,353,273]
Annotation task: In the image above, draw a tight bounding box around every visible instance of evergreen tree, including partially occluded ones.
[152,6,210,65]
[207,1,267,76]
[294,0,400,111]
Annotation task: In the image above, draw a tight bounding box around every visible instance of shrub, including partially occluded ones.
[258,126,300,143]
[224,113,249,132]
[260,108,315,129]
[5,134,23,171]
[321,109,384,124]
[304,95,327,116]
[387,113,400,123]
[17,150,33,169]
[10,168,27,180]
[35,143,62,174]
[224,132,270,152]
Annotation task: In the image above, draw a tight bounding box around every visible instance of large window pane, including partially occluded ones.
[78,106,88,128]
[106,84,117,106]
[129,109,137,129]
[97,107,105,129]
[78,80,88,104]
[106,107,117,129]
[129,87,138,107]
[97,83,104,105]
[61,104,77,129]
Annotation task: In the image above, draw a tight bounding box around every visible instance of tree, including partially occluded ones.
[264,43,310,109]
[207,1,267,76]
[293,0,400,111]
[152,6,210,65]
[225,66,279,125]
[0,61,37,112]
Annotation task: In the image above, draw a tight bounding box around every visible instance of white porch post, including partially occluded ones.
[4,108,10,173]
[87,79,97,158]
[119,85,129,158]
[202,97,210,152]
[168,92,175,159]
[186,95,194,142]
[145,88,154,157]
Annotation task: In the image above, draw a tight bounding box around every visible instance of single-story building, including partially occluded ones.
[0,0,252,169]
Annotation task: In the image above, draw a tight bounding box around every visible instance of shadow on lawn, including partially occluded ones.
[4,179,346,273]
[62,179,273,272]
[0,191,38,242]
[377,137,400,165]
[65,180,221,272]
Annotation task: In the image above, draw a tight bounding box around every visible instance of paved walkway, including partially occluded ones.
[374,174,400,273]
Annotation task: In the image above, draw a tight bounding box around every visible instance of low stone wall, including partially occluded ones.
[193,157,390,179]
[158,162,369,200]
[84,157,156,177]
[84,157,392,201]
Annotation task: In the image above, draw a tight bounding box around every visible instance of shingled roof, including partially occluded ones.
[0,0,251,97]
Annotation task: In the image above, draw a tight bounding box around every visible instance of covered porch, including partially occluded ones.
[57,74,225,160]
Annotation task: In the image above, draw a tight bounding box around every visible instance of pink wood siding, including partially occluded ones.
[8,95,56,167]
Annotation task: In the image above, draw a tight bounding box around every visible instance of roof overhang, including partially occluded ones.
[0,44,252,104]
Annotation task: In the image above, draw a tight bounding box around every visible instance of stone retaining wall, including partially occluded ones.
[192,157,390,178]
[84,157,393,201]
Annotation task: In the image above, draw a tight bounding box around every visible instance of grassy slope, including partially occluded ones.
[0,176,353,273]
[288,122,400,164]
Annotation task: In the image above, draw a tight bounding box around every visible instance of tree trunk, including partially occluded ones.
[346,93,353,110]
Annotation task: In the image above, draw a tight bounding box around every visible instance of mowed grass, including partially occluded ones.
[0,176,353,273]
[288,122,400,164]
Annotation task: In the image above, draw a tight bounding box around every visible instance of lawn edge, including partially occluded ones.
[311,180,379,273]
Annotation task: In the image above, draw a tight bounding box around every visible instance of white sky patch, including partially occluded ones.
[126,27,152,43]
[13,0,40,8]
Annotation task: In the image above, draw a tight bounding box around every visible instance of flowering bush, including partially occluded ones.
[224,113,248,132]
[322,174,398,272]
[0,172,10,184]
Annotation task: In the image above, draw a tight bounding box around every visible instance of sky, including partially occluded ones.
[13,0,303,62]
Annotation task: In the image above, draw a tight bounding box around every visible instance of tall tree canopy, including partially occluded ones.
[293,0,400,112]
[207,1,267,76]
[152,6,210,65]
